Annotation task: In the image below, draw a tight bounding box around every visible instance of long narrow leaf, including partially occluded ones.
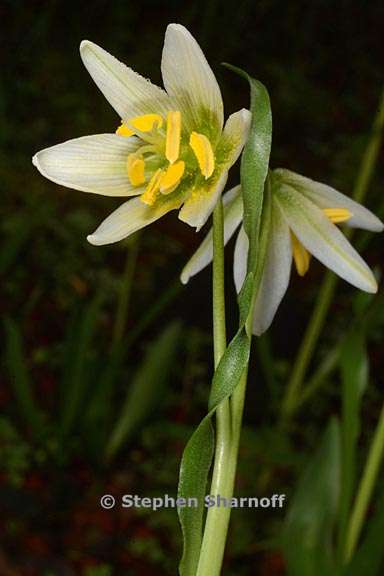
[224,64,272,267]
[105,321,182,461]
[338,328,368,557]
[60,292,104,435]
[178,71,272,575]
[178,194,271,576]
[83,345,124,458]
[3,318,45,437]
[282,419,341,576]
[345,487,384,576]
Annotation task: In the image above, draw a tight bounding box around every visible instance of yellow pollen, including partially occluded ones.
[116,114,163,137]
[291,232,311,277]
[127,153,145,186]
[165,111,181,164]
[189,131,215,179]
[160,161,185,194]
[323,207,352,224]
[141,168,163,206]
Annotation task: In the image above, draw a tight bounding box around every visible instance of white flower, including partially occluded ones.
[181,168,383,335]
[32,24,251,245]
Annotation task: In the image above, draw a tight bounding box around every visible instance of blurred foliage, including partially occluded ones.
[1,0,383,574]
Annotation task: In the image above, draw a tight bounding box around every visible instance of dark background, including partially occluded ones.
[1,1,383,575]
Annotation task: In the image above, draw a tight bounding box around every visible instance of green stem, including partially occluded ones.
[196,178,272,574]
[344,401,384,563]
[197,371,249,576]
[280,87,384,423]
[196,199,231,576]
[197,196,255,574]
[112,232,140,347]
[212,200,227,368]
[198,367,249,576]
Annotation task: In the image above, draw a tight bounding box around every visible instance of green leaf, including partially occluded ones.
[178,324,252,575]
[282,419,341,576]
[345,487,384,576]
[338,327,368,557]
[3,318,45,438]
[82,345,124,458]
[208,329,250,409]
[105,321,182,461]
[224,64,272,266]
[60,292,104,436]
[177,71,272,575]
[178,417,215,576]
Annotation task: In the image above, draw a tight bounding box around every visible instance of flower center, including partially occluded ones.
[292,207,352,276]
[116,112,216,206]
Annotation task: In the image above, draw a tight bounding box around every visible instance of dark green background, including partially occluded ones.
[1,1,383,575]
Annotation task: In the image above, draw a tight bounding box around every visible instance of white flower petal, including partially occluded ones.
[33,134,143,196]
[233,226,249,293]
[222,184,242,209]
[180,186,242,284]
[178,108,250,230]
[233,201,292,335]
[161,24,224,133]
[275,184,378,293]
[87,197,176,245]
[252,200,292,335]
[218,108,252,167]
[275,168,384,232]
[178,170,228,230]
[80,40,173,121]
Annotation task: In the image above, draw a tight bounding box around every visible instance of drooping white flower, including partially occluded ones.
[32,24,251,245]
[181,168,383,335]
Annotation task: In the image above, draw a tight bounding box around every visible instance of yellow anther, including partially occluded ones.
[141,168,163,206]
[127,153,145,186]
[323,207,352,224]
[116,123,134,137]
[291,232,311,277]
[189,131,215,179]
[130,114,163,132]
[160,161,185,194]
[116,114,163,137]
[165,111,181,164]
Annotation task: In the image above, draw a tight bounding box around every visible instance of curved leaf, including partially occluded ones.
[177,70,272,575]
[225,64,272,267]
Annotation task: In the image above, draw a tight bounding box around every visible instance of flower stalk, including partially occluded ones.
[196,199,231,575]
[197,371,249,576]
